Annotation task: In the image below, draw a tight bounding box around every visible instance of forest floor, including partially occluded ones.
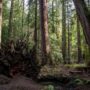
[0,42,90,89]
[0,74,90,90]
[0,75,42,90]
[39,64,90,78]
[0,65,90,90]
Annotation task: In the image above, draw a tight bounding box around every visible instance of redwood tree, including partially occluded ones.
[62,0,67,64]
[73,0,90,46]
[39,0,50,65]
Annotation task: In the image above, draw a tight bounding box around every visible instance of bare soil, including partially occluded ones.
[0,75,42,90]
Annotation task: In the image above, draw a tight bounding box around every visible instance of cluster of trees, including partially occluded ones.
[1,0,90,66]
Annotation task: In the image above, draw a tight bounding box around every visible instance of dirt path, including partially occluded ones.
[0,75,42,90]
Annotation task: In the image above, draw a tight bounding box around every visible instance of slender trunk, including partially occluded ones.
[8,0,14,40]
[62,0,66,64]
[27,0,31,43]
[22,0,24,37]
[66,1,71,64]
[77,17,82,63]
[34,0,38,58]
[52,0,55,33]
[67,15,70,64]
[0,0,2,49]
[39,0,50,65]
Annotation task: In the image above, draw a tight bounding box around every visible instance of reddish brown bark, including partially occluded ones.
[39,0,50,65]
[73,0,90,46]
[0,0,2,3]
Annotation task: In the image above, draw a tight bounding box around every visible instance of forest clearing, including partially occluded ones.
[0,0,90,90]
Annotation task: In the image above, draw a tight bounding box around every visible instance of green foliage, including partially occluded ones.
[74,79,84,85]
[2,0,90,64]
[65,64,86,68]
[47,85,54,90]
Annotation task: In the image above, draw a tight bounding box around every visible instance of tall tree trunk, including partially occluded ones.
[62,0,66,64]
[0,0,2,49]
[22,0,24,37]
[77,17,82,63]
[73,0,90,46]
[66,1,71,64]
[27,0,31,42]
[67,16,71,64]
[8,0,14,40]
[34,0,38,59]
[39,0,50,65]
[52,0,55,33]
